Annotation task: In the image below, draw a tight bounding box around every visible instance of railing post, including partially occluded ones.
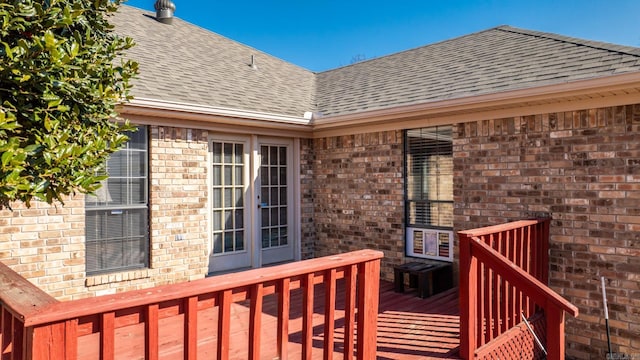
[540,219,550,285]
[458,232,477,360]
[356,258,380,360]
[546,305,566,360]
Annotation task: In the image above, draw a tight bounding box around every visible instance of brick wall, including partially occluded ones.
[148,126,209,286]
[0,198,86,300]
[300,138,316,259]
[312,131,405,281]
[0,125,210,300]
[453,104,640,359]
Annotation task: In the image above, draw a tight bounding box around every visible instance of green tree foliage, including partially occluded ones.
[0,0,138,207]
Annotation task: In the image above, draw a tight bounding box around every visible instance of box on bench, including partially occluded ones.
[393,260,453,298]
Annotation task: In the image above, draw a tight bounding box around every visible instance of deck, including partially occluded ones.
[76,281,460,360]
[2,220,577,360]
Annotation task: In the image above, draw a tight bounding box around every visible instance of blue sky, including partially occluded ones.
[123,0,640,72]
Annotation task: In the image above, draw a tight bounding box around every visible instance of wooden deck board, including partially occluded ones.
[77,280,460,359]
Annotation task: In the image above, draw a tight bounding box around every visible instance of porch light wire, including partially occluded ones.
[520,312,547,356]
[602,276,613,358]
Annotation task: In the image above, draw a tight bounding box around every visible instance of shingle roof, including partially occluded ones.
[316,26,640,117]
[112,6,640,119]
[111,6,316,117]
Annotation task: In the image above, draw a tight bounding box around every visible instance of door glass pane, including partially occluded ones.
[213,233,222,253]
[235,188,243,207]
[224,232,233,252]
[213,188,222,208]
[224,166,232,185]
[279,167,287,185]
[280,227,288,245]
[279,147,287,165]
[212,143,222,162]
[212,140,246,255]
[235,231,244,251]
[212,166,221,186]
[235,167,243,185]
[224,188,232,207]
[235,144,243,163]
[224,143,233,163]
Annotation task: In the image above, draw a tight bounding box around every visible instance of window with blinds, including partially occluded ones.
[405,126,453,229]
[85,126,149,275]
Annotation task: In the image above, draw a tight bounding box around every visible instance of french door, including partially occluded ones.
[208,135,296,273]
[259,140,295,265]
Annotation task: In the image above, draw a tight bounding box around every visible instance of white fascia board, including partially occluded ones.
[312,72,640,129]
[124,97,312,126]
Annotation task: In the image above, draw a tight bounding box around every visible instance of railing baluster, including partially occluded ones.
[498,231,507,335]
[277,278,291,359]
[487,234,500,341]
[184,296,198,360]
[16,316,25,359]
[515,226,523,326]
[323,268,337,360]
[101,312,115,360]
[217,290,232,359]
[507,229,516,330]
[65,319,78,360]
[2,309,11,359]
[523,225,531,317]
[343,265,357,359]
[145,304,159,360]
[541,220,550,285]
[249,283,264,360]
[475,261,484,346]
[302,273,315,360]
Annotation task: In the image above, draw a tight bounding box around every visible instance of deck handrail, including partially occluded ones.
[458,219,578,360]
[2,249,383,360]
[0,261,59,360]
[469,237,578,316]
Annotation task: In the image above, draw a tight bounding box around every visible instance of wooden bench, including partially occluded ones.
[393,261,453,298]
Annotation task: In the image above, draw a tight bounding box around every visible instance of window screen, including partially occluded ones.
[405,126,453,229]
[85,126,149,275]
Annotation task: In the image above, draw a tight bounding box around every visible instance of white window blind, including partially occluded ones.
[85,126,149,275]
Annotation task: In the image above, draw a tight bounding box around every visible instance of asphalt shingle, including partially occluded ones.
[111,6,316,117]
[111,6,640,119]
[316,26,640,117]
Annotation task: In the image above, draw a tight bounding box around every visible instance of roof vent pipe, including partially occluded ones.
[154,0,176,24]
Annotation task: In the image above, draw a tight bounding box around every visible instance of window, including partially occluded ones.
[85,126,149,275]
[405,126,453,261]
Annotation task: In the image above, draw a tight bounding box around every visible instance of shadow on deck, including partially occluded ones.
[76,280,459,360]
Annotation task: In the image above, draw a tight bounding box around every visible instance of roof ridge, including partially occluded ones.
[496,25,640,58]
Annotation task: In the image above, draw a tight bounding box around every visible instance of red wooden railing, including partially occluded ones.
[458,219,578,360]
[0,250,383,360]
